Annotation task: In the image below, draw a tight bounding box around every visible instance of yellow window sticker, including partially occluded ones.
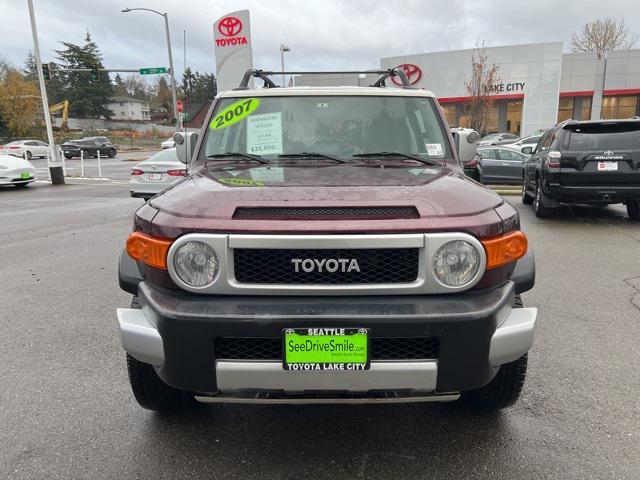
[210,98,261,131]
[217,177,265,187]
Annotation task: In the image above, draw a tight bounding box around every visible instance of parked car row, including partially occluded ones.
[466,119,640,220]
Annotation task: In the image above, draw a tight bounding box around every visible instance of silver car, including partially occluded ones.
[476,146,529,185]
[129,148,186,199]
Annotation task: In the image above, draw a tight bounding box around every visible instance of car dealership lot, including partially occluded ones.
[1,183,639,479]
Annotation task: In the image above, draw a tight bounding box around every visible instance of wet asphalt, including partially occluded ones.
[1,180,639,479]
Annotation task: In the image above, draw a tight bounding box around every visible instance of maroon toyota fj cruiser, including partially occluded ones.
[117,68,537,411]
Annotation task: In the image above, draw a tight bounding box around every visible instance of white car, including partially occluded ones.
[129,148,186,199]
[160,138,176,149]
[0,154,37,188]
[1,140,50,159]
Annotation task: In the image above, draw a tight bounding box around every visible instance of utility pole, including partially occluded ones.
[27,0,64,184]
[122,8,179,127]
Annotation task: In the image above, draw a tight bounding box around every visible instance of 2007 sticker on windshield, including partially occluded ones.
[210,98,261,130]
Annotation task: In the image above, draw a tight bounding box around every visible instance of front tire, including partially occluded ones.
[458,295,527,410]
[108,148,116,158]
[25,150,32,160]
[126,296,191,412]
[627,201,640,220]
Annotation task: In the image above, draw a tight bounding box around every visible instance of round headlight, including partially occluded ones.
[173,241,218,287]
[433,240,480,287]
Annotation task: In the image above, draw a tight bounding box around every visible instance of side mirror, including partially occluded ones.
[521,146,533,155]
[451,128,480,163]
[174,132,198,164]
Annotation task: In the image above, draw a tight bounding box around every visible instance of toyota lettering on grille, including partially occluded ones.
[291,258,361,273]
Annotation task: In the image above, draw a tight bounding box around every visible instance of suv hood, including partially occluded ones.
[147,163,507,238]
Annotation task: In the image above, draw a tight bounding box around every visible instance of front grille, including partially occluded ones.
[233,248,419,284]
[233,206,419,220]
[215,337,439,360]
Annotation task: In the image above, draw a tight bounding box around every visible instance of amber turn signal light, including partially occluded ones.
[481,230,528,270]
[126,232,173,270]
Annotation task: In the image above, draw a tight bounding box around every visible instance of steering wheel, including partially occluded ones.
[305,137,353,156]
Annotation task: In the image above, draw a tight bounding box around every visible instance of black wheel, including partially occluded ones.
[533,178,552,218]
[627,201,640,220]
[25,150,32,160]
[108,148,116,158]
[64,154,73,159]
[81,149,90,158]
[458,295,527,410]
[126,296,190,412]
[521,181,533,205]
[14,183,29,189]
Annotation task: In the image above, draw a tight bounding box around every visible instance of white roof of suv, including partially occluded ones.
[219,86,436,98]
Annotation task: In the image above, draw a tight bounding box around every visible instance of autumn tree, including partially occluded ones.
[464,42,500,136]
[0,70,40,136]
[571,18,638,59]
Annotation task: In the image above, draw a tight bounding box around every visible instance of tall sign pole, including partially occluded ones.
[163,12,180,129]
[27,0,64,184]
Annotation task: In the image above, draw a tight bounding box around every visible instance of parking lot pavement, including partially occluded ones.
[1,183,639,479]
[30,150,161,183]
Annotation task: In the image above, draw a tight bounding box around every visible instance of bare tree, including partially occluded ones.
[571,18,638,59]
[464,42,500,136]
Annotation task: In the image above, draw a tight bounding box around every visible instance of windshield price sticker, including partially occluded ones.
[246,112,284,155]
[425,143,443,156]
[210,98,261,131]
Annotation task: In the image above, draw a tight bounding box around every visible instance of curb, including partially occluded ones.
[492,189,522,196]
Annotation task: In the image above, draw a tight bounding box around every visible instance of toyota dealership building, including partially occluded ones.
[295,42,640,137]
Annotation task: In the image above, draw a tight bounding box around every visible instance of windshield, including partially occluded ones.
[199,95,451,163]
[566,123,640,150]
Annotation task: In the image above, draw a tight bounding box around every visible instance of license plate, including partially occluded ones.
[21,172,30,179]
[148,172,163,180]
[283,328,370,371]
[597,161,618,172]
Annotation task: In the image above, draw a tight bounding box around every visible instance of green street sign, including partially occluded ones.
[139,67,168,75]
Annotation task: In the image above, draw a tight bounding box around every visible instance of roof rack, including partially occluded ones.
[235,67,414,90]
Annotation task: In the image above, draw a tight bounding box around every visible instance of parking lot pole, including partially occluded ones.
[27,0,64,185]
[97,151,102,178]
[80,150,84,177]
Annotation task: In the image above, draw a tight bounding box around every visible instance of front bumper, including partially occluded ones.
[117,280,537,396]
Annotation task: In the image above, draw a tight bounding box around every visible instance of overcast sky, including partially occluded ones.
[2,0,639,79]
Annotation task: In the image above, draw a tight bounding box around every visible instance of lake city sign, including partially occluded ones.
[488,82,526,94]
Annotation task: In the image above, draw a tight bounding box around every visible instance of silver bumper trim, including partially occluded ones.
[194,393,459,404]
[215,360,438,393]
[116,308,164,366]
[489,307,537,366]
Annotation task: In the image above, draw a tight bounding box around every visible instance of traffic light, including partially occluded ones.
[42,63,50,81]
[90,64,99,81]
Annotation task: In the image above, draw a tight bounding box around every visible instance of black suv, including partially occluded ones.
[522,119,640,219]
[61,137,117,159]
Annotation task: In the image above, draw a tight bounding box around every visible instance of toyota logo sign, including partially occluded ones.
[218,16,243,37]
[391,64,422,86]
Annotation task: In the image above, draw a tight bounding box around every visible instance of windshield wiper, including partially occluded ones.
[352,152,442,166]
[278,152,349,164]
[206,152,269,164]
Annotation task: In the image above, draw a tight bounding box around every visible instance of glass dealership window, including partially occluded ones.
[581,96,592,121]
[557,97,574,122]
[506,100,522,135]
[601,95,639,119]
[441,103,456,127]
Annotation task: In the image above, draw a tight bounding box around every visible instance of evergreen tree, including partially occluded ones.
[113,73,127,96]
[54,32,114,118]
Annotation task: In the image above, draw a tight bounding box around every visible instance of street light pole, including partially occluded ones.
[280,44,290,87]
[26,0,64,184]
[122,7,179,127]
